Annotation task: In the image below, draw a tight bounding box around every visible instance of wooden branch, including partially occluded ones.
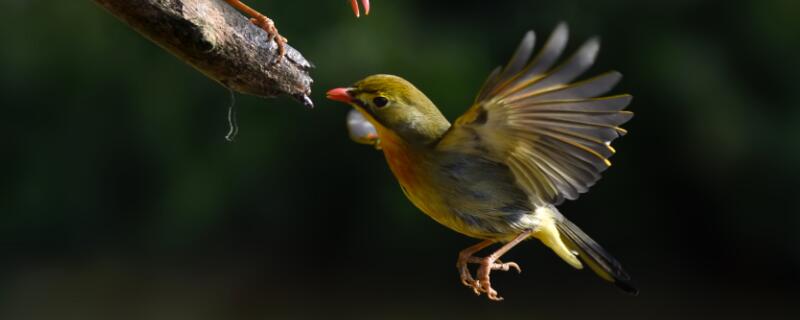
[93,0,314,107]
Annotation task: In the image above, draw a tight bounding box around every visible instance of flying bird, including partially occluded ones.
[223,0,371,57]
[327,23,637,300]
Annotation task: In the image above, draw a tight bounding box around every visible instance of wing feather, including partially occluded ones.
[504,38,599,97]
[522,95,632,112]
[438,23,633,205]
[476,31,537,102]
[506,71,622,103]
[520,23,570,82]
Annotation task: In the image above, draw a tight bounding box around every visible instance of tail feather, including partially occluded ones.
[556,217,639,295]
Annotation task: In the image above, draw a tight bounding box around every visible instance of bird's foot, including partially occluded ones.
[457,257,477,290]
[248,15,287,61]
[456,240,494,292]
[457,253,520,300]
[223,1,287,61]
[473,257,521,301]
[471,256,520,301]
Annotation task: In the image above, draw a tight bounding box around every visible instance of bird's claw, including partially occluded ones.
[467,257,522,273]
[458,260,474,285]
[248,16,286,62]
[473,279,503,301]
[232,0,368,61]
[474,258,507,301]
[223,1,288,61]
[493,260,522,273]
[459,265,476,288]
[458,255,520,301]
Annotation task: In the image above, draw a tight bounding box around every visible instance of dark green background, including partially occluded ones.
[1,0,799,319]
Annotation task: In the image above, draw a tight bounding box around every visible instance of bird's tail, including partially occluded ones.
[555,216,639,295]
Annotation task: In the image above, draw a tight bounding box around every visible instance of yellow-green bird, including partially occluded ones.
[327,23,637,300]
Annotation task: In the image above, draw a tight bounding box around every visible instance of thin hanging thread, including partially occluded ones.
[225,88,239,142]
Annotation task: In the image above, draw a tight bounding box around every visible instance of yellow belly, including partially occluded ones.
[377,129,445,219]
[378,128,493,238]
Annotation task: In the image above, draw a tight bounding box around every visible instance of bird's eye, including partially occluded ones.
[373,96,389,108]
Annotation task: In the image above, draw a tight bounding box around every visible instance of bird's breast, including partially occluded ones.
[376,126,533,240]
[377,128,447,219]
[380,131,418,188]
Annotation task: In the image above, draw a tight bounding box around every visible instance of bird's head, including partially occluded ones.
[327,74,450,146]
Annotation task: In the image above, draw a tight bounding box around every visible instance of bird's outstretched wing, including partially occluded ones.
[436,23,633,206]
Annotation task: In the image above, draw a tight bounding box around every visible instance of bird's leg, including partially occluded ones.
[473,230,532,301]
[349,0,371,17]
[457,240,523,296]
[457,240,494,292]
[223,1,287,59]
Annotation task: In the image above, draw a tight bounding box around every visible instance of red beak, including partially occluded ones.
[326,87,353,103]
[349,0,371,17]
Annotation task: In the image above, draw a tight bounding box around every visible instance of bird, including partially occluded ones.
[223,0,371,58]
[326,23,637,301]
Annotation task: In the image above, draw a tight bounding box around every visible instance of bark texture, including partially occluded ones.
[94,0,314,106]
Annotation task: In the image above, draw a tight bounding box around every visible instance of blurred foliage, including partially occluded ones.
[1,0,799,319]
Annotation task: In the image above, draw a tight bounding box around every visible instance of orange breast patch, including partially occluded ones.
[379,129,419,189]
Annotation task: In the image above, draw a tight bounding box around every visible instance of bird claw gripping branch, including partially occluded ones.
[224,0,370,61]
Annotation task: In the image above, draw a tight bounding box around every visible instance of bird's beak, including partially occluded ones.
[326,87,354,104]
[349,0,370,18]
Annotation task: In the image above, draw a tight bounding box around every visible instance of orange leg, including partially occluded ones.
[223,1,287,59]
[456,238,523,300]
[458,230,531,301]
[457,240,494,289]
[349,0,371,17]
